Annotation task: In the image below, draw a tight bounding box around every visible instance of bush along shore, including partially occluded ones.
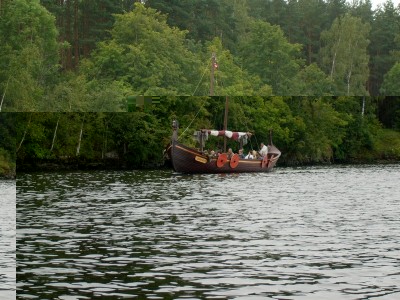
[0,113,15,178]
[0,155,16,179]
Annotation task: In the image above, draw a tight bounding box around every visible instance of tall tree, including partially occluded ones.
[238,19,303,94]
[145,0,237,50]
[0,0,59,111]
[326,0,348,23]
[380,62,400,95]
[349,0,373,23]
[291,0,330,64]
[290,63,334,95]
[368,1,400,95]
[40,0,125,69]
[82,3,202,95]
[320,14,370,95]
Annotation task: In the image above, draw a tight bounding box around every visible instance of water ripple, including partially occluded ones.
[17,165,400,299]
[0,181,16,300]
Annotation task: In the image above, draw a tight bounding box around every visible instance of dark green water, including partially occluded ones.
[17,165,400,299]
[0,180,16,300]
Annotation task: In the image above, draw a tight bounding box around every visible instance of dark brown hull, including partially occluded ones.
[170,141,281,174]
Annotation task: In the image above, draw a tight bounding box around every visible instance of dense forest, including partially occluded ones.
[15,97,400,171]
[0,113,15,178]
[1,1,400,112]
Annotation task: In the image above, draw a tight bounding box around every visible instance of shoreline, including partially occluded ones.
[16,158,165,173]
[0,170,16,179]
[16,157,399,173]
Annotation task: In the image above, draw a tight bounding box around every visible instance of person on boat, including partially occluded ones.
[209,150,216,159]
[227,148,234,159]
[238,149,245,159]
[259,142,268,157]
[252,150,259,159]
[245,151,253,159]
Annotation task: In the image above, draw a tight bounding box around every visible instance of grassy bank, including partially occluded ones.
[339,128,400,163]
[373,129,400,161]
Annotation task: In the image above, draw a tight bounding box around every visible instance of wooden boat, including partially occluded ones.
[167,104,281,174]
[167,55,281,174]
[168,126,281,174]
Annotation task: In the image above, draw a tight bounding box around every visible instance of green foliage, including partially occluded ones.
[380,62,400,95]
[326,96,382,161]
[320,14,370,95]
[373,128,400,160]
[0,0,59,111]
[290,63,334,95]
[199,38,272,96]
[293,98,348,163]
[238,20,303,94]
[2,0,400,113]
[0,148,15,177]
[42,72,133,112]
[0,113,15,177]
[85,3,201,95]
[145,0,239,51]
[369,1,400,95]
[377,97,400,130]
[15,95,399,169]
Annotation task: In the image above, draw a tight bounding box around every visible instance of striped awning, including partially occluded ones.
[208,130,249,140]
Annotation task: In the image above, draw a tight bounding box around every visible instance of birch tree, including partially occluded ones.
[320,14,370,95]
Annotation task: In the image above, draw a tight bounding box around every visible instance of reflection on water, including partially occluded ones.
[0,181,16,300]
[17,165,400,299]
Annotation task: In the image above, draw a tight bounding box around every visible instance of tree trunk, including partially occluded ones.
[50,116,60,152]
[73,0,79,68]
[59,0,66,69]
[76,115,85,156]
[0,76,10,112]
[83,1,90,56]
[17,114,32,153]
[330,51,337,79]
[362,97,365,117]
[65,0,72,69]
[330,36,341,79]
[346,69,352,96]
[307,30,312,65]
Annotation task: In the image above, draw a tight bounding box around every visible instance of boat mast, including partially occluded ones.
[172,120,179,142]
[223,96,229,152]
[269,129,273,146]
[210,52,216,96]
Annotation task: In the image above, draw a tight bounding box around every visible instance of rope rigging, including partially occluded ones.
[180,54,216,140]
[178,98,208,140]
[192,59,210,96]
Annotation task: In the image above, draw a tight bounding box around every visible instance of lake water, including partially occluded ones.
[0,180,16,300]
[17,164,400,299]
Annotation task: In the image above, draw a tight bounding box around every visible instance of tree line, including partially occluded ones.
[14,97,400,171]
[1,1,400,112]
